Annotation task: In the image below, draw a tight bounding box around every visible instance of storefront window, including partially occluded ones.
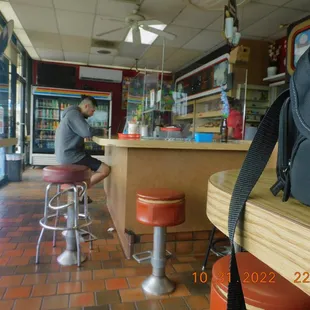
[16,80,23,153]
[0,56,10,180]
[17,51,24,77]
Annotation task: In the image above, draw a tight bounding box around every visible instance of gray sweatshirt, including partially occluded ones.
[55,106,98,164]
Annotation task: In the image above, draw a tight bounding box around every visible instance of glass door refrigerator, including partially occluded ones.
[30,86,112,166]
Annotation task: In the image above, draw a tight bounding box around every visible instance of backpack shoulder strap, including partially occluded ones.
[227,89,289,309]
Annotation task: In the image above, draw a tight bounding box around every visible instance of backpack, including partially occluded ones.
[227,46,310,309]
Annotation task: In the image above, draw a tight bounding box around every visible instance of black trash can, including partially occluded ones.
[6,154,23,182]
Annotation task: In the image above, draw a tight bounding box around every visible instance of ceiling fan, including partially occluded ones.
[96,6,176,45]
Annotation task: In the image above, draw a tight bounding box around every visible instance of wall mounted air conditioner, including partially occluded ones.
[79,66,123,83]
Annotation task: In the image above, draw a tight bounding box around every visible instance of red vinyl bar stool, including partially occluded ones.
[210,252,310,310]
[36,165,95,267]
[133,188,185,295]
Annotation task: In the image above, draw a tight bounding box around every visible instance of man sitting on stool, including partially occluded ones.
[55,95,110,203]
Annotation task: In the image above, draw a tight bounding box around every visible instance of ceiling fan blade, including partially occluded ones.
[96,26,128,37]
[138,20,163,26]
[100,17,124,23]
[142,25,176,40]
[132,27,141,45]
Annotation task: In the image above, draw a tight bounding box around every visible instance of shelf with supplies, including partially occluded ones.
[193,126,221,133]
[175,113,194,120]
[263,72,285,82]
[196,111,222,118]
[236,84,270,128]
[174,93,224,136]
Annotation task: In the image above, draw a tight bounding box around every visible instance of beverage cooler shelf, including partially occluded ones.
[35,139,54,141]
[31,86,112,162]
[37,117,59,120]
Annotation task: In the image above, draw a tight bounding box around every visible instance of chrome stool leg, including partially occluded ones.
[57,186,86,266]
[83,184,93,250]
[53,184,61,247]
[141,227,175,295]
[76,182,96,249]
[36,183,52,264]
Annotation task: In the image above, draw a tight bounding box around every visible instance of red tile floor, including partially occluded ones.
[0,168,216,309]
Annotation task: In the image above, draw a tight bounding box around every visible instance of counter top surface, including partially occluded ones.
[207,169,310,295]
[93,137,251,151]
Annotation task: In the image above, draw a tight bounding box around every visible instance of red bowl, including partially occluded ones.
[161,127,181,132]
[118,133,141,140]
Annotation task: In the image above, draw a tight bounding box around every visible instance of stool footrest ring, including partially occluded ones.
[39,214,92,232]
[79,229,98,243]
[133,249,173,264]
[133,251,152,263]
[210,238,231,257]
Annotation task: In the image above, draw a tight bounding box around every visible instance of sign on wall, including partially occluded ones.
[286,15,310,76]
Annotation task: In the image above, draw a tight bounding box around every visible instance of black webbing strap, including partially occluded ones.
[226,89,290,310]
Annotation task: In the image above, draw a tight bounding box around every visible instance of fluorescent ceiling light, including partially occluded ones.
[13,29,32,47]
[0,1,40,60]
[0,1,23,29]
[125,24,167,45]
[88,62,172,73]
[26,46,40,60]
[42,59,87,66]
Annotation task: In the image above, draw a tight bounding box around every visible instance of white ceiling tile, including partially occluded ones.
[27,31,62,49]
[11,3,58,33]
[97,0,138,19]
[61,35,91,53]
[254,0,289,5]
[163,63,182,72]
[206,15,223,31]
[88,54,114,66]
[172,5,222,29]
[142,46,178,62]
[137,58,161,70]
[241,34,265,40]
[238,2,278,30]
[284,0,310,11]
[118,42,148,58]
[56,10,94,37]
[183,30,223,51]
[243,7,309,37]
[153,25,201,48]
[64,52,89,63]
[36,48,64,60]
[113,56,135,67]
[141,0,187,24]
[165,49,203,69]
[268,28,288,39]
[93,16,128,41]
[10,0,53,7]
[53,0,97,14]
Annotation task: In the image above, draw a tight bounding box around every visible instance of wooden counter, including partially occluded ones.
[93,137,277,259]
[0,138,18,148]
[93,137,251,151]
[207,169,310,296]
